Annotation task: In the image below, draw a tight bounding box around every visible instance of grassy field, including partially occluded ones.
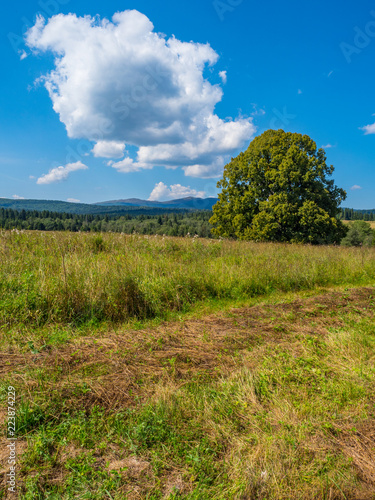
[1,230,375,328]
[1,231,375,499]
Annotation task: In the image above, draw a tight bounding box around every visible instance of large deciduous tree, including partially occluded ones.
[210,129,347,244]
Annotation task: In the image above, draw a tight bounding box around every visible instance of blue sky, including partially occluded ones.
[1,0,375,207]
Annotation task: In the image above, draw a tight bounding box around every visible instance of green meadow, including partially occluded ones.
[1,231,375,499]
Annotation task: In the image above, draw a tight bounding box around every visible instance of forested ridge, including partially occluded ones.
[0,208,213,237]
[0,207,374,239]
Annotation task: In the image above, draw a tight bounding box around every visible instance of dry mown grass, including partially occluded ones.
[1,286,375,498]
[2,288,373,408]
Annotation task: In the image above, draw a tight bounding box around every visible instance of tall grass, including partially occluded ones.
[1,230,375,326]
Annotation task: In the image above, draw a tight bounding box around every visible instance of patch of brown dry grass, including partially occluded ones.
[2,286,375,498]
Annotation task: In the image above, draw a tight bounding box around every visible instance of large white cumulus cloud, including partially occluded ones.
[26,10,255,178]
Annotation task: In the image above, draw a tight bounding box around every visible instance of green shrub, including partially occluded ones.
[341,220,374,246]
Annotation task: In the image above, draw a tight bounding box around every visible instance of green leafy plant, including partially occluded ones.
[341,220,374,246]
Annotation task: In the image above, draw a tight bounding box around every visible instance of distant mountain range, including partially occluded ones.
[1,197,374,217]
[0,197,218,215]
[95,197,218,210]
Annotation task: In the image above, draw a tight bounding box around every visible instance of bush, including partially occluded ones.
[341,221,374,247]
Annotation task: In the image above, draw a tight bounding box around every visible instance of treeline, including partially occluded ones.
[341,208,375,221]
[2,207,375,243]
[0,208,213,238]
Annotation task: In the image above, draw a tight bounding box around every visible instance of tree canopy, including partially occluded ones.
[210,129,347,244]
[0,208,213,237]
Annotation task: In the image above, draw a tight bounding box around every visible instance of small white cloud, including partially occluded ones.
[322,144,335,149]
[37,161,88,185]
[148,182,206,201]
[298,89,303,95]
[19,50,28,60]
[29,175,36,179]
[67,198,81,203]
[219,70,227,84]
[92,141,126,159]
[360,122,375,135]
[327,70,334,78]
[12,194,25,200]
[109,157,152,174]
[350,185,362,190]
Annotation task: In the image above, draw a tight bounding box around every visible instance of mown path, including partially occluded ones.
[1,287,375,499]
